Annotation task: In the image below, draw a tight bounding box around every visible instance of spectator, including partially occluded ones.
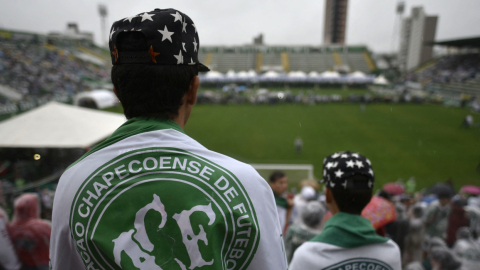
[294,137,303,154]
[404,262,425,270]
[387,203,410,258]
[404,204,426,264]
[289,151,401,270]
[49,9,287,270]
[269,171,293,232]
[423,237,448,270]
[446,197,470,247]
[452,227,480,270]
[39,188,52,220]
[425,192,452,239]
[0,206,21,270]
[291,185,317,225]
[429,247,462,270]
[285,200,324,263]
[464,204,480,239]
[8,194,51,270]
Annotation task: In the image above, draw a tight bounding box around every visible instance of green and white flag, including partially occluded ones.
[289,213,402,270]
[49,118,287,270]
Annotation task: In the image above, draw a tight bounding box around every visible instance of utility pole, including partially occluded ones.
[98,4,108,48]
[391,1,405,53]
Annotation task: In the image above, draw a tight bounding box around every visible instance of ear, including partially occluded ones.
[186,75,199,106]
[325,188,333,204]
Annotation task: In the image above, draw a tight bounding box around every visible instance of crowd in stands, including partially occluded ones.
[0,39,110,105]
[273,173,480,270]
[409,53,480,85]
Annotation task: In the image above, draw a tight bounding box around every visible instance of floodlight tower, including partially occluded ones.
[98,4,108,47]
[391,1,405,53]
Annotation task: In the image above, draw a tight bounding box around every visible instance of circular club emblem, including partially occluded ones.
[70,148,259,270]
[324,258,394,270]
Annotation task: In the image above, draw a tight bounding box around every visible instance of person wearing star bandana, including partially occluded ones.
[289,151,402,270]
[49,8,287,270]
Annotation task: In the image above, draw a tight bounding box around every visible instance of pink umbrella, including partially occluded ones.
[461,185,480,195]
[321,196,396,229]
[362,196,397,229]
[383,183,405,195]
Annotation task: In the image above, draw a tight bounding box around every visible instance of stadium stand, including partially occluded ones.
[410,53,480,98]
[408,36,480,99]
[0,28,110,111]
[199,45,376,74]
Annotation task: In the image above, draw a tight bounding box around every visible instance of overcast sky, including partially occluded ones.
[0,0,479,53]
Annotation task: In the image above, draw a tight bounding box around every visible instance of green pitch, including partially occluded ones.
[184,103,480,191]
[106,103,480,192]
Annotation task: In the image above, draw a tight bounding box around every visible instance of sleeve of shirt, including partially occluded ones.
[240,167,288,270]
[49,173,86,270]
[284,227,294,264]
[0,218,21,270]
[288,244,316,270]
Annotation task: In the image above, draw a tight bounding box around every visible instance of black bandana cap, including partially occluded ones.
[109,8,210,72]
[320,151,374,190]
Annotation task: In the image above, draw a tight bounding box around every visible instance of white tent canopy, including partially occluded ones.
[74,89,118,109]
[373,75,390,85]
[247,70,257,77]
[349,71,366,78]
[0,84,23,101]
[0,102,126,148]
[205,70,224,78]
[225,70,236,78]
[320,71,340,78]
[262,70,280,78]
[288,71,307,78]
[308,71,320,77]
[236,71,249,78]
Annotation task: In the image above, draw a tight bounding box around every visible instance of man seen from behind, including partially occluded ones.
[289,151,401,270]
[49,8,287,270]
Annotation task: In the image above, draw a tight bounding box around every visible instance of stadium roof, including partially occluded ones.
[0,102,125,148]
[430,36,480,48]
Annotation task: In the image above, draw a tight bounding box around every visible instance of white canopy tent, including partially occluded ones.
[225,70,236,78]
[373,75,390,85]
[0,84,23,101]
[308,71,320,77]
[205,70,224,78]
[288,71,307,78]
[74,89,118,109]
[0,102,126,148]
[262,70,280,78]
[349,71,367,78]
[236,71,249,78]
[320,71,340,78]
[247,70,257,78]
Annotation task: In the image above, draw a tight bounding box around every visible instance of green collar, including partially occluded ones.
[274,193,288,209]
[310,212,388,248]
[67,117,184,170]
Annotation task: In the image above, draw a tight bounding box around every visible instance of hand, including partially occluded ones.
[287,198,294,208]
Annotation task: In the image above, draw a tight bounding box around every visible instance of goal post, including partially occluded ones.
[249,163,316,191]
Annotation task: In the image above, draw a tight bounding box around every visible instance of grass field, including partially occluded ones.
[107,102,480,192]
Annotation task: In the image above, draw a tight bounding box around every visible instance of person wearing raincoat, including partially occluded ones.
[429,247,462,270]
[404,204,426,265]
[425,190,452,239]
[7,193,51,270]
[289,152,401,270]
[0,206,21,270]
[284,200,324,264]
[452,227,480,270]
